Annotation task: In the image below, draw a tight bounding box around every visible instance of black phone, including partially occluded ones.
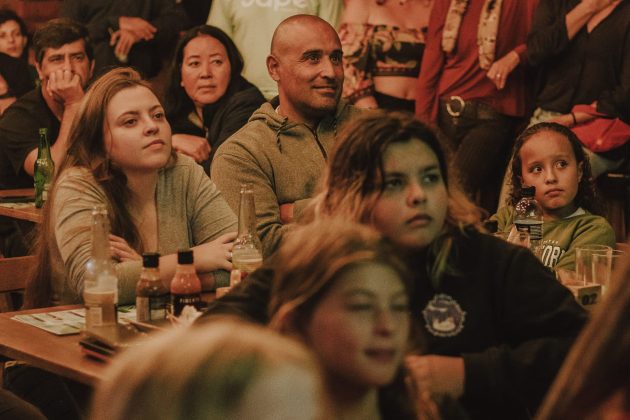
[82,323,149,352]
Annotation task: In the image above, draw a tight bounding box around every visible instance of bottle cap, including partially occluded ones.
[142,252,160,268]
[521,186,536,198]
[39,128,47,136]
[177,249,194,264]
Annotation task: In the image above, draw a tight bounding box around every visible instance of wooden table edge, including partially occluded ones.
[0,306,106,386]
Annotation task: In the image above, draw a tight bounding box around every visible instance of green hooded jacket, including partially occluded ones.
[211,100,361,257]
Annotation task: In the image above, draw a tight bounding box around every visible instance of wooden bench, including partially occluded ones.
[0,256,35,312]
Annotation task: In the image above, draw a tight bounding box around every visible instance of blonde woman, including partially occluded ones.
[91,318,328,420]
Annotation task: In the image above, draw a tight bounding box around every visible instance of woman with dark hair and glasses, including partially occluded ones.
[164,25,265,173]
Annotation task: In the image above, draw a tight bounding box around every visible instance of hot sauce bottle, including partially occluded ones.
[170,249,201,316]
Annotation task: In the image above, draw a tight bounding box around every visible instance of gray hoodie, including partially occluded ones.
[211,100,360,257]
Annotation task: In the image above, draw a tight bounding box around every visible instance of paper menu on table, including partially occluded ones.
[11,306,137,336]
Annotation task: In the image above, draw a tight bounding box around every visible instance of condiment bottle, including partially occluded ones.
[136,252,169,322]
[170,249,201,316]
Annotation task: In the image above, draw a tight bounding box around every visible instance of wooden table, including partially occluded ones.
[0,305,106,386]
[0,188,41,223]
[0,189,34,199]
[0,296,216,386]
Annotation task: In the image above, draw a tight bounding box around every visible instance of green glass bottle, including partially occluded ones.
[34,128,54,208]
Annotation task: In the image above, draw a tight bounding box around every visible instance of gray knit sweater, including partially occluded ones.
[50,155,237,305]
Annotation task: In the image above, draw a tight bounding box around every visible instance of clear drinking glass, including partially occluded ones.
[593,249,626,294]
[575,245,612,286]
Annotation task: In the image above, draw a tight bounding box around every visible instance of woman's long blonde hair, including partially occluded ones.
[310,111,483,285]
[23,67,175,308]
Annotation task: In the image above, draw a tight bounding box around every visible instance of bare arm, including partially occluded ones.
[23,70,85,176]
[153,232,236,288]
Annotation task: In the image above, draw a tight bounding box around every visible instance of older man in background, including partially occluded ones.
[0,18,93,257]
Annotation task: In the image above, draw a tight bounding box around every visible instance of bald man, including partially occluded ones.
[211,15,361,257]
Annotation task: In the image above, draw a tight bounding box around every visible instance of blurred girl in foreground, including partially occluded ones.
[24,67,237,308]
[91,318,328,420]
[268,220,419,419]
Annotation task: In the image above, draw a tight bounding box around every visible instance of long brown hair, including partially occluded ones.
[310,111,483,284]
[24,67,175,308]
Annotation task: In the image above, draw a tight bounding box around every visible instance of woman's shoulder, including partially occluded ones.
[163,153,201,174]
[56,166,96,186]
[53,167,108,210]
[163,153,217,183]
[159,154,214,198]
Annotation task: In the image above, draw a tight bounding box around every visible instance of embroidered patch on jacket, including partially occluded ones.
[422,294,466,337]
